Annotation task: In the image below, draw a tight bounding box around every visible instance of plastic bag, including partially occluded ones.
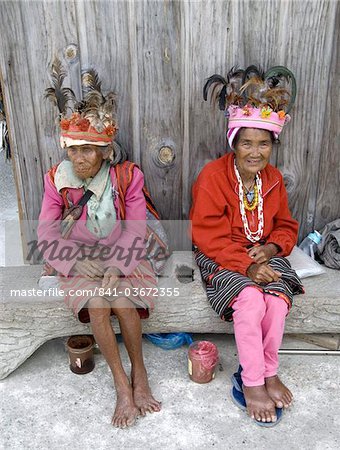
[286,246,326,279]
[144,333,193,350]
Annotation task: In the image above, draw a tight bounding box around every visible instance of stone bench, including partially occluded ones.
[1,251,339,379]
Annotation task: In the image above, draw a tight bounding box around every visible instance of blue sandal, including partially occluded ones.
[231,365,243,392]
[230,366,283,427]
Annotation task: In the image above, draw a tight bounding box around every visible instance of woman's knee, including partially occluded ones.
[233,287,266,319]
[87,297,111,321]
[111,297,137,319]
[264,294,289,316]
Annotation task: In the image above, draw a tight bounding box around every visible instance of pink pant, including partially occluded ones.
[232,286,288,386]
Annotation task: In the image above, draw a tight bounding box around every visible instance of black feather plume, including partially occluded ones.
[81,69,103,97]
[203,64,296,114]
[218,85,227,110]
[226,66,244,87]
[45,58,76,115]
[203,74,228,101]
[264,66,297,113]
[242,65,264,85]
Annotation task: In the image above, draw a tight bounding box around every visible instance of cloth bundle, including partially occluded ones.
[317,219,340,269]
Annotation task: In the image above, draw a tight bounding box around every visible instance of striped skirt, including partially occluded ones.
[194,249,304,322]
[59,259,157,323]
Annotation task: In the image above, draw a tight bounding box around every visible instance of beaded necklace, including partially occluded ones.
[243,184,258,211]
[234,160,264,243]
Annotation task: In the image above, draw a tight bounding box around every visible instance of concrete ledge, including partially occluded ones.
[1,251,340,379]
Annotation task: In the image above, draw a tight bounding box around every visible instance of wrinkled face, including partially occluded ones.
[234,128,273,178]
[67,145,109,179]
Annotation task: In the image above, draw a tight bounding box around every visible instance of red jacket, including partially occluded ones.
[190,152,298,276]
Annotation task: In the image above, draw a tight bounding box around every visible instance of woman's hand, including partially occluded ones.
[247,243,279,264]
[74,258,105,279]
[246,263,281,284]
[102,267,122,289]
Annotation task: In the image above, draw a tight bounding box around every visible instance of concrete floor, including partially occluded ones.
[1,334,339,450]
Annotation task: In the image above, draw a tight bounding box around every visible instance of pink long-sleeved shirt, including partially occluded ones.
[38,164,147,277]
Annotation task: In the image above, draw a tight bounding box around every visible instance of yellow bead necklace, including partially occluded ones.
[243,184,259,211]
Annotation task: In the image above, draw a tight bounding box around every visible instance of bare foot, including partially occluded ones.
[265,375,293,408]
[112,386,140,428]
[243,385,277,423]
[132,368,162,416]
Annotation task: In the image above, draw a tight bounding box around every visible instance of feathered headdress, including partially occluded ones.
[203,65,296,148]
[45,58,118,148]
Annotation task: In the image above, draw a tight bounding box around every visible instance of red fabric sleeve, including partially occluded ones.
[190,184,254,276]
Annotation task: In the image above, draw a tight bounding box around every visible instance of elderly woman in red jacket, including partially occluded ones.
[190,67,303,427]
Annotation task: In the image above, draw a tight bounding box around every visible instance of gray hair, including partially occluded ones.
[108,141,127,166]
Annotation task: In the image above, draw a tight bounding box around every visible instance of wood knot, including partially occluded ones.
[283,172,295,193]
[156,146,175,167]
[64,44,78,61]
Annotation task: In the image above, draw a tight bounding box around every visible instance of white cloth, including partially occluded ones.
[54,160,116,238]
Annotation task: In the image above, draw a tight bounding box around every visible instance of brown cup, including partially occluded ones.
[66,335,95,375]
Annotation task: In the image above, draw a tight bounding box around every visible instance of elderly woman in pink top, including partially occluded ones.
[38,61,161,428]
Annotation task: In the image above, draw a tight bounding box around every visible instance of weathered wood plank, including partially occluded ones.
[273,0,338,241]
[135,0,183,220]
[0,1,45,231]
[289,334,340,351]
[20,0,80,173]
[0,0,80,259]
[74,0,134,161]
[187,0,232,199]
[314,3,340,232]
[179,0,190,217]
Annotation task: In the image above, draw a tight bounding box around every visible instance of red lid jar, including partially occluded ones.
[188,341,219,384]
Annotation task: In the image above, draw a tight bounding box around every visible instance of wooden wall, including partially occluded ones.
[0,0,339,249]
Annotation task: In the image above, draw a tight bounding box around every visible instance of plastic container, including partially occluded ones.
[298,230,322,260]
[144,333,193,350]
[188,341,219,384]
[66,335,95,375]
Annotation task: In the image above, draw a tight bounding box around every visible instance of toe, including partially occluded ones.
[270,411,277,422]
[113,418,119,428]
[283,393,290,406]
[276,400,284,408]
[117,418,123,428]
[112,415,118,427]
[264,411,272,422]
[126,416,136,427]
[153,400,162,410]
[255,412,262,422]
[247,408,255,419]
[150,399,160,409]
